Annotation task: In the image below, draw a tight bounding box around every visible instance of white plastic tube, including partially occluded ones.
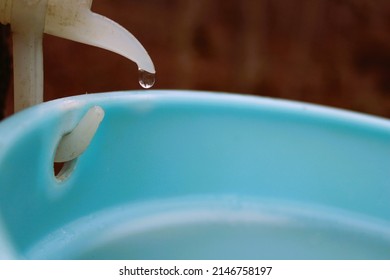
[11,0,47,112]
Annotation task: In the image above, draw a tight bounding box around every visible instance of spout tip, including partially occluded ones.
[137,55,155,74]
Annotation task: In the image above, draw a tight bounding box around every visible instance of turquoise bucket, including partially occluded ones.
[0,90,389,259]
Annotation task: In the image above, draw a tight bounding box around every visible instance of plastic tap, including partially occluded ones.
[0,0,155,112]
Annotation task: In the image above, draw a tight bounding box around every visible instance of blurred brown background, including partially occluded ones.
[2,0,390,118]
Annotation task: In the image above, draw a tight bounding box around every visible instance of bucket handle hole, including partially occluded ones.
[53,158,77,182]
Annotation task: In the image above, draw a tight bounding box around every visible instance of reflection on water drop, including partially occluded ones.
[138,68,155,89]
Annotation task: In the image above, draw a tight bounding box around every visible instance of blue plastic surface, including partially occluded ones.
[0,90,389,259]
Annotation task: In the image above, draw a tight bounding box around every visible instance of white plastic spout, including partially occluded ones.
[45,0,155,74]
[0,0,155,112]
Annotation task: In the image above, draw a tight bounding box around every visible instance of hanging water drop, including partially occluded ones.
[138,68,155,89]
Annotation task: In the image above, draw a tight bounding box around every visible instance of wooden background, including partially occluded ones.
[2,0,390,118]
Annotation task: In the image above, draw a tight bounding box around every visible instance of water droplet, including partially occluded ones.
[138,68,155,89]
